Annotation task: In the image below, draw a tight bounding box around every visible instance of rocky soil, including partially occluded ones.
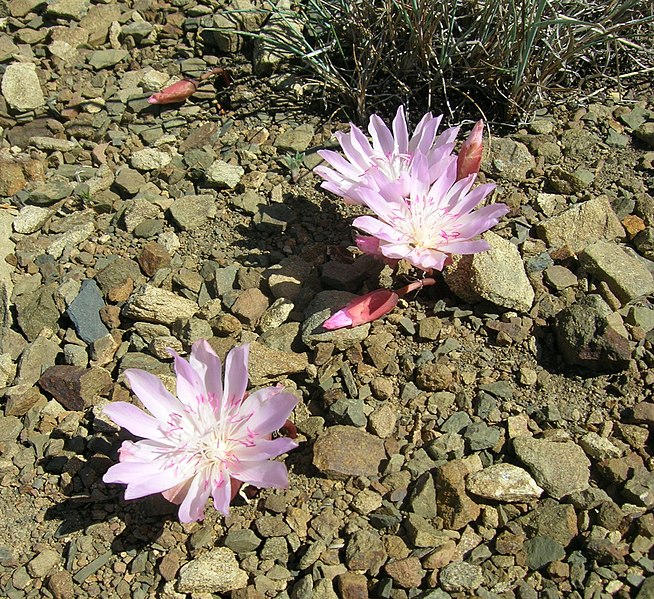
[0,1,654,598]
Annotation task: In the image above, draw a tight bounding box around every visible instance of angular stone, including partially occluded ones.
[487,138,535,182]
[231,288,269,325]
[15,285,60,342]
[177,547,248,594]
[524,536,565,570]
[1,63,45,111]
[466,463,543,502]
[345,529,386,575]
[247,341,308,386]
[47,570,75,599]
[27,549,59,578]
[555,294,632,371]
[335,572,369,599]
[384,556,424,589]
[580,240,654,304]
[13,205,51,235]
[38,365,113,410]
[439,562,484,593]
[67,279,109,344]
[224,529,261,554]
[88,49,128,70]
[274,124,315,152]
[536,196,624,253]
[137,242,171,277]
[15,336,61,386]
[130,148,173,171]
[313,425,386,479]
[206,160,244,188]
[122,285,197,325]
[444,231,534,312]
[168,195,217,231]
[513,437,590,499]
[435,458,482,530]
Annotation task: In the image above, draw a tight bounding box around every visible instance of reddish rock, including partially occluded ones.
[335,572,369,599]
[138,242,171,277]
[313,425,386,480]
[384,556,425,588]
[39,365,113,410]
[435,459,481,530]
[231,288,269,325]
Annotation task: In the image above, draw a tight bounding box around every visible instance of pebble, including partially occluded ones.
[206,160,245,188]
[168,194,217,231]
[513,437,590,499]
[313,425,386,479]
[122,284,198,325]
[66,279,109,343]
[524,536,565,570]
[439,561,484,592]
[1,62,45,111]
[466,463,544,502]
[177,547,248,593]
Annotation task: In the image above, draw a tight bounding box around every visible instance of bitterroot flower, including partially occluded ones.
[352,155,509,272]
[102,341,298,522]
[315,106,459,204]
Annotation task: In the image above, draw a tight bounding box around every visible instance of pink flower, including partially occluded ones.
[323,288,399,329]
[148,79,198,105]
[314,106,459,204]
[102,341,298,522]
[352,155,509,272]
[457,120,484,181]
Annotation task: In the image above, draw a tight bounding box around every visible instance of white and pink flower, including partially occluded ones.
[103,341,298,522]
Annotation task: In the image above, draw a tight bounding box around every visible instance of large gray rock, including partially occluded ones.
[122,285,197,325]
[1,63,45,111]
[580,240,654,304]
[555,294,633,371]
[513,437,590,499]
[176,548,248,594]
[536,196,624,253]
[444,231,534,312]
[313,425,386,479]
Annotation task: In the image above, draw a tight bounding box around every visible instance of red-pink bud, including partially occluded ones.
[457,119,484,181]
[323,288,399,330]
[147,79,198,105]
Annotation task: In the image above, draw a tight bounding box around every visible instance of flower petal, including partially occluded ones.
[233,460,290,489]
[392,105,409,155]
[368,114,394,155]
[177,474,211,522]
[103,402,164,440]
[189,340,223,408]
[236,437,298,461]
[212,478,232,516]
[223,344,249,408]
[240,388,298,436]
[169,350,204,408]
[123,369,182,422]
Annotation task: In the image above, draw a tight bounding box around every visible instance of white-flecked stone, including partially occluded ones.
[13,205,51,234]
[122,285,197,325]
[579,432,623,461]
[28,136,78,152]
[176,547,248,594]
[130,148,173,171]
[46,222,95,259]
[0,211,16,297]
[1,63,45,111]
[206,160,244,188]
[466,463,544,502]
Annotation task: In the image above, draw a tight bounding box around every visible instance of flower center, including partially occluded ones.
[397,194,459,250]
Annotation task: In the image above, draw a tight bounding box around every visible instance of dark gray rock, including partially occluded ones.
[524,536,565,570]
[67,279,109,344]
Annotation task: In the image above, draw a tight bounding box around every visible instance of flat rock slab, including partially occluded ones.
[513,437,590,499]
[466,463,544,502]
[536,196,624,253]
[444,231,534,312]
[122,284,197,325]
[313,425,386,479]
[176,547,247,594]
[580,240,654,303]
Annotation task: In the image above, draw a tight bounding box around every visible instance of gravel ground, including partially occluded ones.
[0,1,654,598]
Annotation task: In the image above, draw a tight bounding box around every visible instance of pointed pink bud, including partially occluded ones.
[323,288,399,330]
[147,79,198,105]
[457,119,484,181]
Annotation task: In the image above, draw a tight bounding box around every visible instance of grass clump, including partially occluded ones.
[226,0,654,122]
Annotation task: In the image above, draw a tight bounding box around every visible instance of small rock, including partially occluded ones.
[38,365,112,411]
[138,242,171,277]
[122,284,197,325]
[313,425,386,479]
[439,562,484,593]
[247,341,308,385]
[435,458,482,530]
[487,138,535,182]
[27,549,60,578]
[47,570,75,599]
[206,160,244,188]
[368,403,397,438]
[231,288,269,325]
[513,437,590,499]
[524,536,565,570]
[131,148,173,171]
[168,195,217,231]
[416,362,452,391]
[536,196,624,253]
[345,529,386,575]
[335,572,369,599]
[384,556,424,589]
[579,432,623,460]
[88,48,128,70]
[1,63,45,111]
[176,547,248,593]
[466,463,543,502]
[580,240,654,303]
[66,279,110,344]
[13,205,51,235]
[274,124,315,152]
